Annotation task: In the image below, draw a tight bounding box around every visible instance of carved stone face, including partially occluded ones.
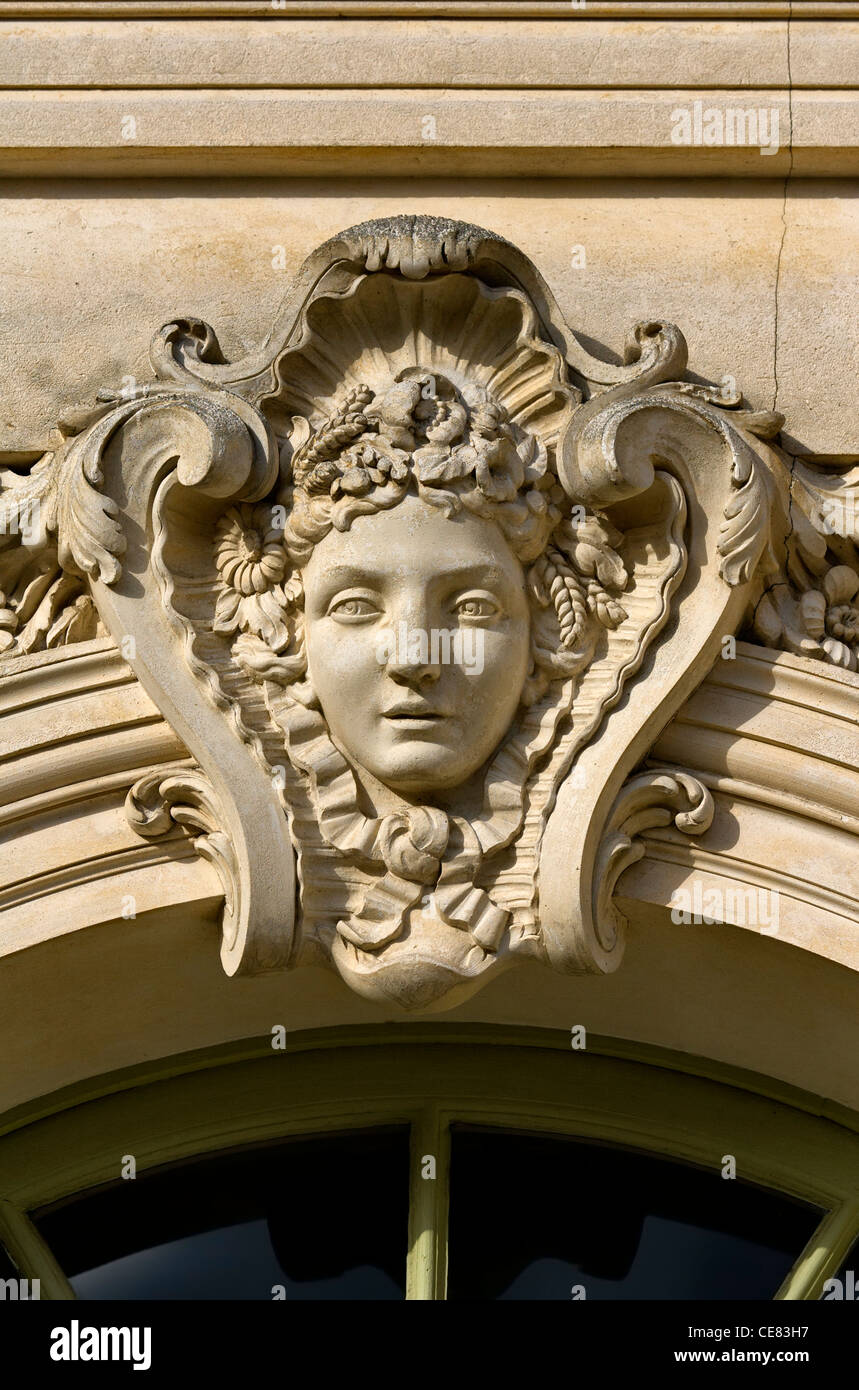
[302,491,531,796]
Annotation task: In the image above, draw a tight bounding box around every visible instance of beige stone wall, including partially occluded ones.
[0,2,857,1110]
[1,9,857,460]
[3,176,857,461]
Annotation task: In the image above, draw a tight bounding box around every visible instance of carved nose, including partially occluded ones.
[385,620,442,685]
[388,648,442,686]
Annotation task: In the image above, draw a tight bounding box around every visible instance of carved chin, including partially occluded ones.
[342,735,499,797]
[364,759,484,798]
[324,916,515,1013]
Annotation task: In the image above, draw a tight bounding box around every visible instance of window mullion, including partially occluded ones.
[406,1105,449,1300]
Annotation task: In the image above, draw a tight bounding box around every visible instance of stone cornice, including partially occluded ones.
[0,3,855,18]
[1,12,856,177]
[2,18,854,88]
[2,90,856,179]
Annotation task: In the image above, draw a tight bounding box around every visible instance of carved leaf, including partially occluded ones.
[717,443,771,586]
[56,405,135,584]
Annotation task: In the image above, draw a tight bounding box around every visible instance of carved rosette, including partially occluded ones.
[1,213,851,1011]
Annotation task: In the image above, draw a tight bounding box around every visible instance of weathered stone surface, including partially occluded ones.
[0,6,857,1139]
[0,18,794,88]
[2,213,855,1016]
[1,178,856,457]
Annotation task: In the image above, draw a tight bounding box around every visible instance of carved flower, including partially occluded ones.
[213,504,291,651]
[442,428,524,502]
[412,445,472,486]
[474,436,524,501]
[329,445,409,499]
[414,396,468,446]
[364,379,422,451]
[799,566,859,670]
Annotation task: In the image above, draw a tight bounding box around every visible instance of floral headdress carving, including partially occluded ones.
[214,370,629,706]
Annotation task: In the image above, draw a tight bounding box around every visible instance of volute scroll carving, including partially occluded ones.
[1,214,848,1010]
[126,766,242,947]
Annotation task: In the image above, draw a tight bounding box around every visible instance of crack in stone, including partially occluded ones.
[746,9,797,645]
[772,1,795,418]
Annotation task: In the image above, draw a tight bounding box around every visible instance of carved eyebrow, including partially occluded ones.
[320,560,503,585]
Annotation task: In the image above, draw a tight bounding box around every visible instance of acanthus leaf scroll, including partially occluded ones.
[0,214,850,1010]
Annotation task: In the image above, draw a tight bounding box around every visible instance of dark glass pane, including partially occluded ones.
[35,1129,409,1300]
[448,1128,822,1301]
[820,1239,859,1300]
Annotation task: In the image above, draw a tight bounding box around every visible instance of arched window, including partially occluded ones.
[1,1028,856,1301]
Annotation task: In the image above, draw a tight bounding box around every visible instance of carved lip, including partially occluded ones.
[383,703,447,722]
[383,712,447,725]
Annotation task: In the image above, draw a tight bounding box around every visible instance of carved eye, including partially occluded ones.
[327,594,381,622]
[454,593,501,621]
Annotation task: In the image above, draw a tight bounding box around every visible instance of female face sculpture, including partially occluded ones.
[103,226,709,1007]
[301,492,531,796]
[218,371,629,817]
[213,367,632,1001]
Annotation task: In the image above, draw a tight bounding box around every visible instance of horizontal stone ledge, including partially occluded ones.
[0,19,844,91]
[1,147,832,179]
[1,3,857,20]
[4,20,856,92]
[0,90,855,176]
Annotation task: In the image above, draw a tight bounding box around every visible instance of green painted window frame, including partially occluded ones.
[0,1026,856,1301]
